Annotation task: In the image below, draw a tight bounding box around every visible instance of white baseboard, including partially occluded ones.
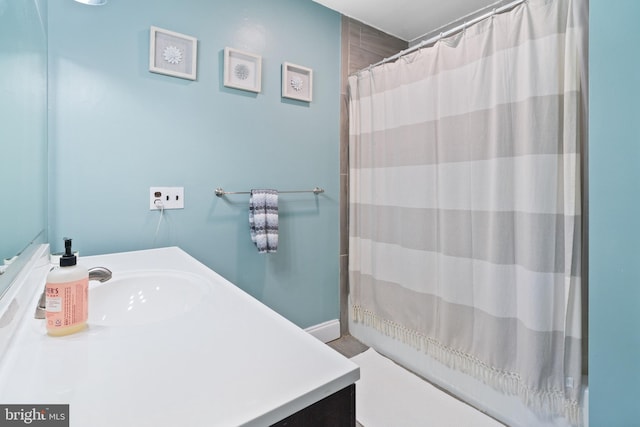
[305,319,340,343]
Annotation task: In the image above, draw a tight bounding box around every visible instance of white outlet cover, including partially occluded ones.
[150,187,184,210]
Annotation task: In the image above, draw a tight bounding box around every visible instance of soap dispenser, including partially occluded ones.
[45,238,89,336]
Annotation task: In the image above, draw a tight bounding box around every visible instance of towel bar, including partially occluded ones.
[215,187,324,197]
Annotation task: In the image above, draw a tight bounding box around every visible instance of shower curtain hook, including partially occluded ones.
[417,39,426,54]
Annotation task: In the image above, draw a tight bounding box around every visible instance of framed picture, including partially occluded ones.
[149,26,198,80]
[223,47,262,93]
[282,62,313,102]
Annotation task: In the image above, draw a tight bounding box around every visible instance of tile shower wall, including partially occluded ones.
[339,18,407,334]
[47,0,341,329]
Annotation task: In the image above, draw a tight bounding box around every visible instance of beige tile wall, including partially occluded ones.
[339,18,407,335]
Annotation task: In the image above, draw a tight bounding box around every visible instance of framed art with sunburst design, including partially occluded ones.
[223,47,262,93]
[149,26,198,81]
[282,62,312,102]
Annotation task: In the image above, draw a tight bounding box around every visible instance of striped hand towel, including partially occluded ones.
[249,189,278,253]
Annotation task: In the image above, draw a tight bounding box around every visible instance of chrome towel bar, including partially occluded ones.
[215,187,324,197]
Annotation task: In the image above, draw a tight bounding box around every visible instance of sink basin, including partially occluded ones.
[89,270,209,326]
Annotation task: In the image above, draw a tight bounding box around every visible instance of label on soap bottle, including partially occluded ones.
[45,278,89,331]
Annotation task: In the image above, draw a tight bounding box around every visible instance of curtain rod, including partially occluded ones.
[409,0,509,44]
[362,0,527,72]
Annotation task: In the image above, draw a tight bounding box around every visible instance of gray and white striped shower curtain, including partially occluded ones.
[348,0,587,424]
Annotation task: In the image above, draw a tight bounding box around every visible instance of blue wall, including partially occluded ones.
[589,0,640,424]
[0,0,48,262]
[47,0,341,328]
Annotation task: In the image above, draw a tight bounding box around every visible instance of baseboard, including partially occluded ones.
[305,319,341,343]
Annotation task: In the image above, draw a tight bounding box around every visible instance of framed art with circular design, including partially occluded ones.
[282,62,312,102]
[223,47,262,93]
[149,26,198,81]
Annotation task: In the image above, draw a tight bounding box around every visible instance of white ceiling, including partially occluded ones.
[313,0,503,42]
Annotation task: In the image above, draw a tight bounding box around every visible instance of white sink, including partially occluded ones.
[0,247,360,427]
[89,270,209,326]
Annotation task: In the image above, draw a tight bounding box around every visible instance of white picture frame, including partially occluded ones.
[149,26,198,81]
[223,47,262,93]
[282,62,313,102]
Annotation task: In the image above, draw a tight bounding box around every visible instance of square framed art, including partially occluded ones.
[149,26,198,80]
[282,62,312,102]
[223,47,262,93]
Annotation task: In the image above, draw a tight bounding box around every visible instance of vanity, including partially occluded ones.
[0,246,359,426]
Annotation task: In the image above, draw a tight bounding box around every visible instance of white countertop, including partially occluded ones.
[0,247,359,426]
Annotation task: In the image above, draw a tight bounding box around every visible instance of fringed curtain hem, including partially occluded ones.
[352,305,582,426]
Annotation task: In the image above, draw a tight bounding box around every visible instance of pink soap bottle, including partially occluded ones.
[45,238,89,336]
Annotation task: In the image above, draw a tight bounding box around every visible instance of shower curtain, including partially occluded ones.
[348,0,587,424]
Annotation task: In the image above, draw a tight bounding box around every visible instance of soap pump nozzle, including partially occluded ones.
[60,238,77,267]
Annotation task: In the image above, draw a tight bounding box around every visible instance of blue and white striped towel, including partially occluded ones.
[249,189,278,253]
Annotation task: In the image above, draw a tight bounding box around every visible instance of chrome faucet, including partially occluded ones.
[88,266,112,283]
[34,267,113,319]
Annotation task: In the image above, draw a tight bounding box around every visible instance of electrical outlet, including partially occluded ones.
[150,187,184,210]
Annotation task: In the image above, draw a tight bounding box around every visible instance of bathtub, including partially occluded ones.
[0,246,359,426]
[350,301,588,427]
